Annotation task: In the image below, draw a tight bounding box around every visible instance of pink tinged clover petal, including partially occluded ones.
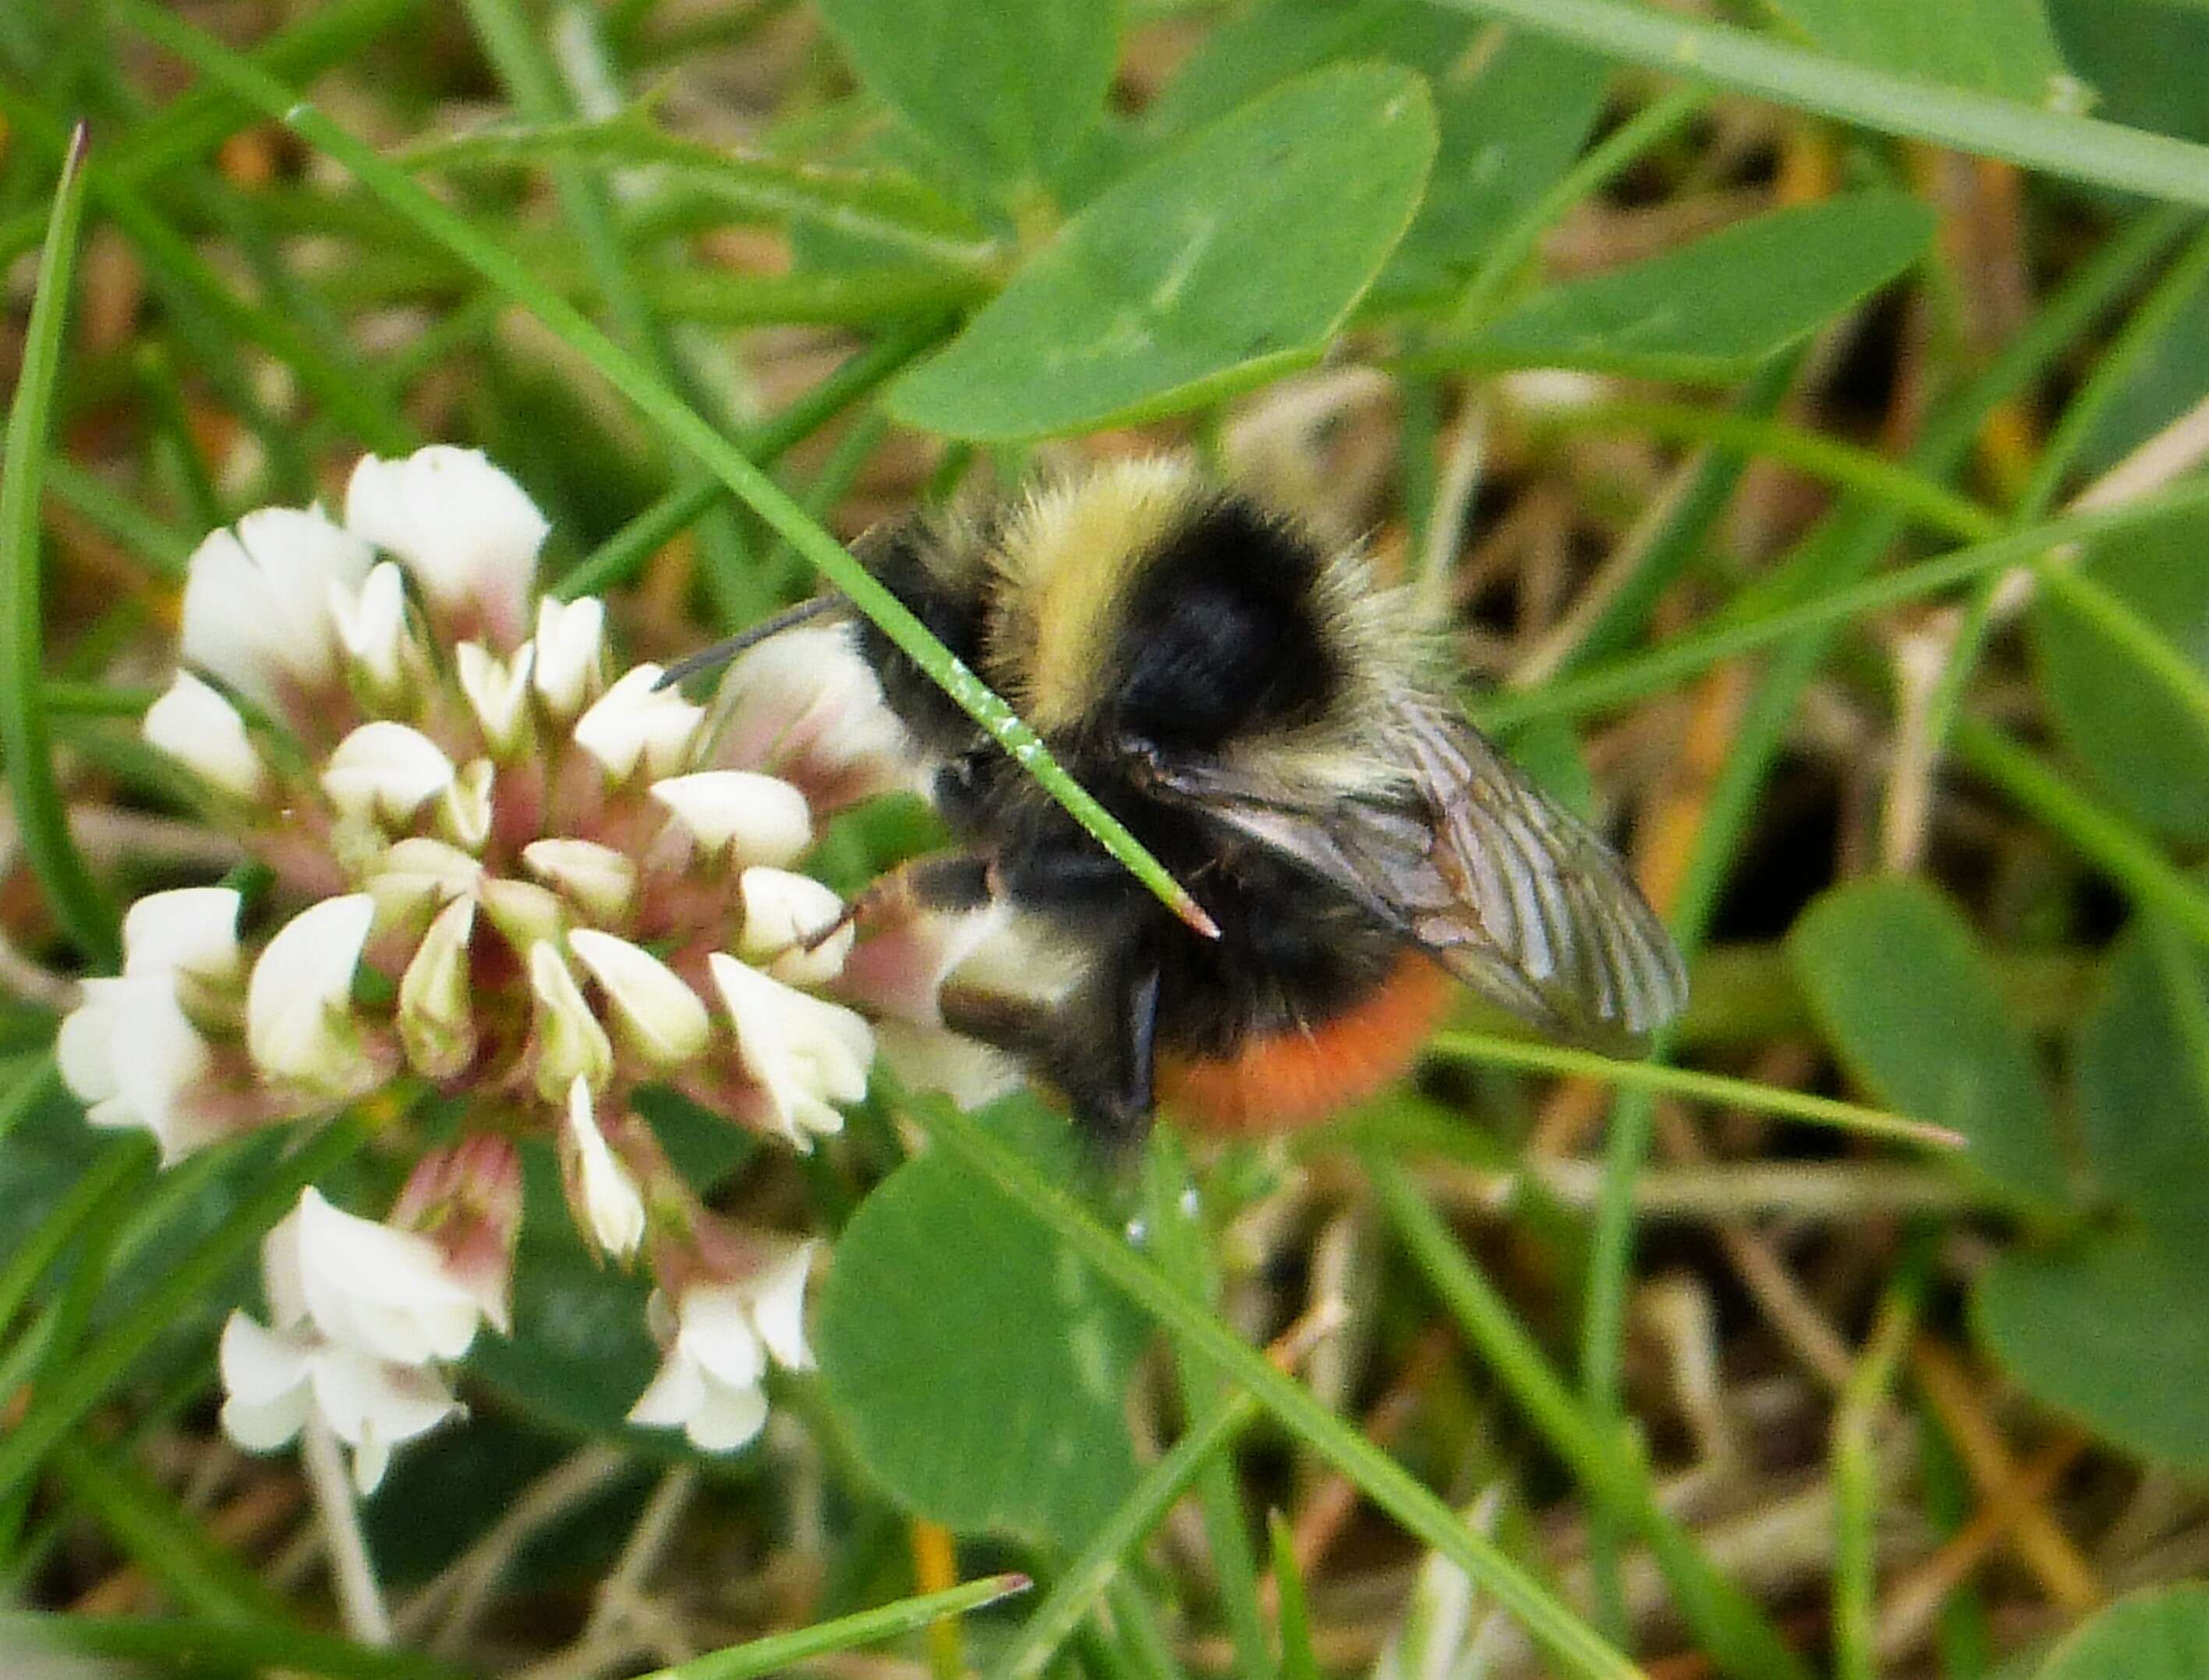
[345,447,546,637]
[717,624,918,807]
[648,770,812,868]
[142,672,264,801]
[292,1187,487,1366]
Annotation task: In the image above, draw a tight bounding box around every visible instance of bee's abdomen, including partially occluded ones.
[1156,951,1452,1134]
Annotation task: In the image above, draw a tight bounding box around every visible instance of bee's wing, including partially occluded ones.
[1170,699,1687,1046]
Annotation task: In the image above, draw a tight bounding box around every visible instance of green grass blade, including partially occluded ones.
[901,1091,1641,1680]
[48,1436,299,1626]
[0,124,119,970]
[0,83,418,457]
[1519,396,2002,545]
[0,1612,470,1680]
[0,1134,147,1345]
[1954,717,2209,949]
[117,1,1219,939]
[638,1574,1032,1679]
[554,316,950,600]
[1268,1512,1319,1680]
[1427,0,2209,208]
[1141,1135,1271,1680]
[1830,1263,1924,1680]
[991,1395,1262,1680]
[1425,1031,1962,1148]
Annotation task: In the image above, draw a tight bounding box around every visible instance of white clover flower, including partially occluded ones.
[533,595,605,719]
[527,941,614,1101]
[321,723,455,827]
[456,641,535,757]
[650,770,812,868]
[143,672,264,800]
[521,839,635,924]
[180,506,372,709]
[58,886,247,1162]
[568,929,710,1067]
[58,976,220,1162]
[736,867,851,985]
[628,1243,816,1452]
[330,560,409,694]
[573,665,704,781]
[218,1187,502,1493]
[220,1312,459,1495]
[287,1187,490,1367]
[109,444,927,1484]
[121,886,242,981]
[709,954,873,1148]
[345,446,545,642]
[245,896,382,1098]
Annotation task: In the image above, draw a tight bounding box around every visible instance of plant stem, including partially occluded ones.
[1427,0,2209,209]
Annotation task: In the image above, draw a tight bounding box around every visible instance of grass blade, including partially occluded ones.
[0,124,119,971]
[1425,1031,1963,1149]
[639,1574,1032,1679]
[1428,0,2209,209]
[0,1612,469,1680]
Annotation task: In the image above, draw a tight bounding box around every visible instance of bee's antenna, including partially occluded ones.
[653,594,846,690]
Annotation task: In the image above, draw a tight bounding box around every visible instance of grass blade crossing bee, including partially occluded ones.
[669,457,1686,1142]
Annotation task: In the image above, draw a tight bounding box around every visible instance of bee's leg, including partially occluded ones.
[937,954,1160,1148]
[797,854,999,953]
[1097,958,1161,1148]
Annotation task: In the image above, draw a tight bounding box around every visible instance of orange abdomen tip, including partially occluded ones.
[1157,952,1454,1136]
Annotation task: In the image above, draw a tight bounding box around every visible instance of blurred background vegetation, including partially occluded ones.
[6,0,2209,1675]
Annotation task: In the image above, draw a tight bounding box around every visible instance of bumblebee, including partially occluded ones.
[674,457,1686,1141]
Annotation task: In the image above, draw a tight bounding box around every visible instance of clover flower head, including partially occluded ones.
[57,446,942,1480]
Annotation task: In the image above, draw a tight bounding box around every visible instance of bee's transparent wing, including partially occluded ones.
[1163,698,1687,1046]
